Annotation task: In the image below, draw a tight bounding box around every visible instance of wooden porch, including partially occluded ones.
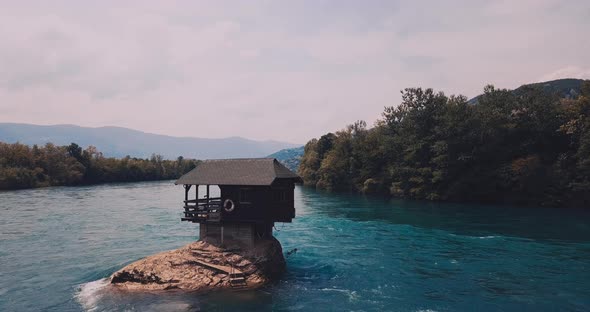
[181,184,222,223]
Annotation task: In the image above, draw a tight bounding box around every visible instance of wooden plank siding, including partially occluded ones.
[219,182,295,223]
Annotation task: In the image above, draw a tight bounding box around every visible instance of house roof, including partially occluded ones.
[175,158,303,186]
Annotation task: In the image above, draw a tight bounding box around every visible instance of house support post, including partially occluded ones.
[184,184,191,202]
[206,185,210,208]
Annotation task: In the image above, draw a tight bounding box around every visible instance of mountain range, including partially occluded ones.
[267,146,305,172]
[0,123,300,159]
[468,78,586,104]
[2,79,585,163]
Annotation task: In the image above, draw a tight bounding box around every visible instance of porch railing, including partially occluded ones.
[182,197,222,222]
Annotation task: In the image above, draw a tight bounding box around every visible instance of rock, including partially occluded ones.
[109,237,285,292]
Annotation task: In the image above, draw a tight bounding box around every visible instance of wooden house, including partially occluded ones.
[175,158,302,247]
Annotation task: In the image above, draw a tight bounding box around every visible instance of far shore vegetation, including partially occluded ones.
[0,142,199,190]
[299,81,590,208]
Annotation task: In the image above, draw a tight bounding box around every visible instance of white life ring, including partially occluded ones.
[223,199,235,212]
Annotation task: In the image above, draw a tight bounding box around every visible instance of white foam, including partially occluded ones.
[319,288,359,302]
[478,235,498,239]
[141,303,192,312]
[76,278,110,312]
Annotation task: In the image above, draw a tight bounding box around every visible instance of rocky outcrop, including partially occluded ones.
[110,237,285,292]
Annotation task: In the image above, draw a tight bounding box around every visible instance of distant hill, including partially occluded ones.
[0,123,300,159]
[267,146,304,172]
[468,78,587,104]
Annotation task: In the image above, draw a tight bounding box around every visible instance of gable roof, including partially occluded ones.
[175,158,302,186]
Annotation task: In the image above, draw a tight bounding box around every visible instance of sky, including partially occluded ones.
[0,0,589,144]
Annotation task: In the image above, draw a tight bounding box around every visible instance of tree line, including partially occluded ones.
[0,142,199,189]
[299,81,590,208]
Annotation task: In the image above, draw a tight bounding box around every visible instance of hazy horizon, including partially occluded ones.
[0,121,304,145]
[1,0,589,143]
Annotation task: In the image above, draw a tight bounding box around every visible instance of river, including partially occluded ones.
[0,181,589,311]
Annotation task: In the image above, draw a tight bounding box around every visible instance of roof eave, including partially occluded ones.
[270,176,303,186]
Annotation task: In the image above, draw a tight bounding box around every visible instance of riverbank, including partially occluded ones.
[0,141,199,190]
[299,81,590,208]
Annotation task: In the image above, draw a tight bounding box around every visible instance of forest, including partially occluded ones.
[0,142,199,189]
[299,81,590,208]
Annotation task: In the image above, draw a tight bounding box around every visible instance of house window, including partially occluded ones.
[239,188,252,203]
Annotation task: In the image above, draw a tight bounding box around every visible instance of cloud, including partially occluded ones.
[0,0,589,143]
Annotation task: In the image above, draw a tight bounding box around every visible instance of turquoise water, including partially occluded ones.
[1,181,589,311]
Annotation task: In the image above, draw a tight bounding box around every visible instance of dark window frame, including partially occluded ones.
[239,188,252,204]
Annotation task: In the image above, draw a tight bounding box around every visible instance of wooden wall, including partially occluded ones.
[218,180,295,223]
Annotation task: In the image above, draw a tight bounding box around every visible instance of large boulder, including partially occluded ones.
[110,237,285,291]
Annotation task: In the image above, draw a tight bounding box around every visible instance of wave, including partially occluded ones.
[449,233,501,240]
[478,235,498,239]
[75,278,110,312]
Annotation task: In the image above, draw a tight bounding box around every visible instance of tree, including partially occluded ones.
[0,142,200,190]
[299,81,590,207]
